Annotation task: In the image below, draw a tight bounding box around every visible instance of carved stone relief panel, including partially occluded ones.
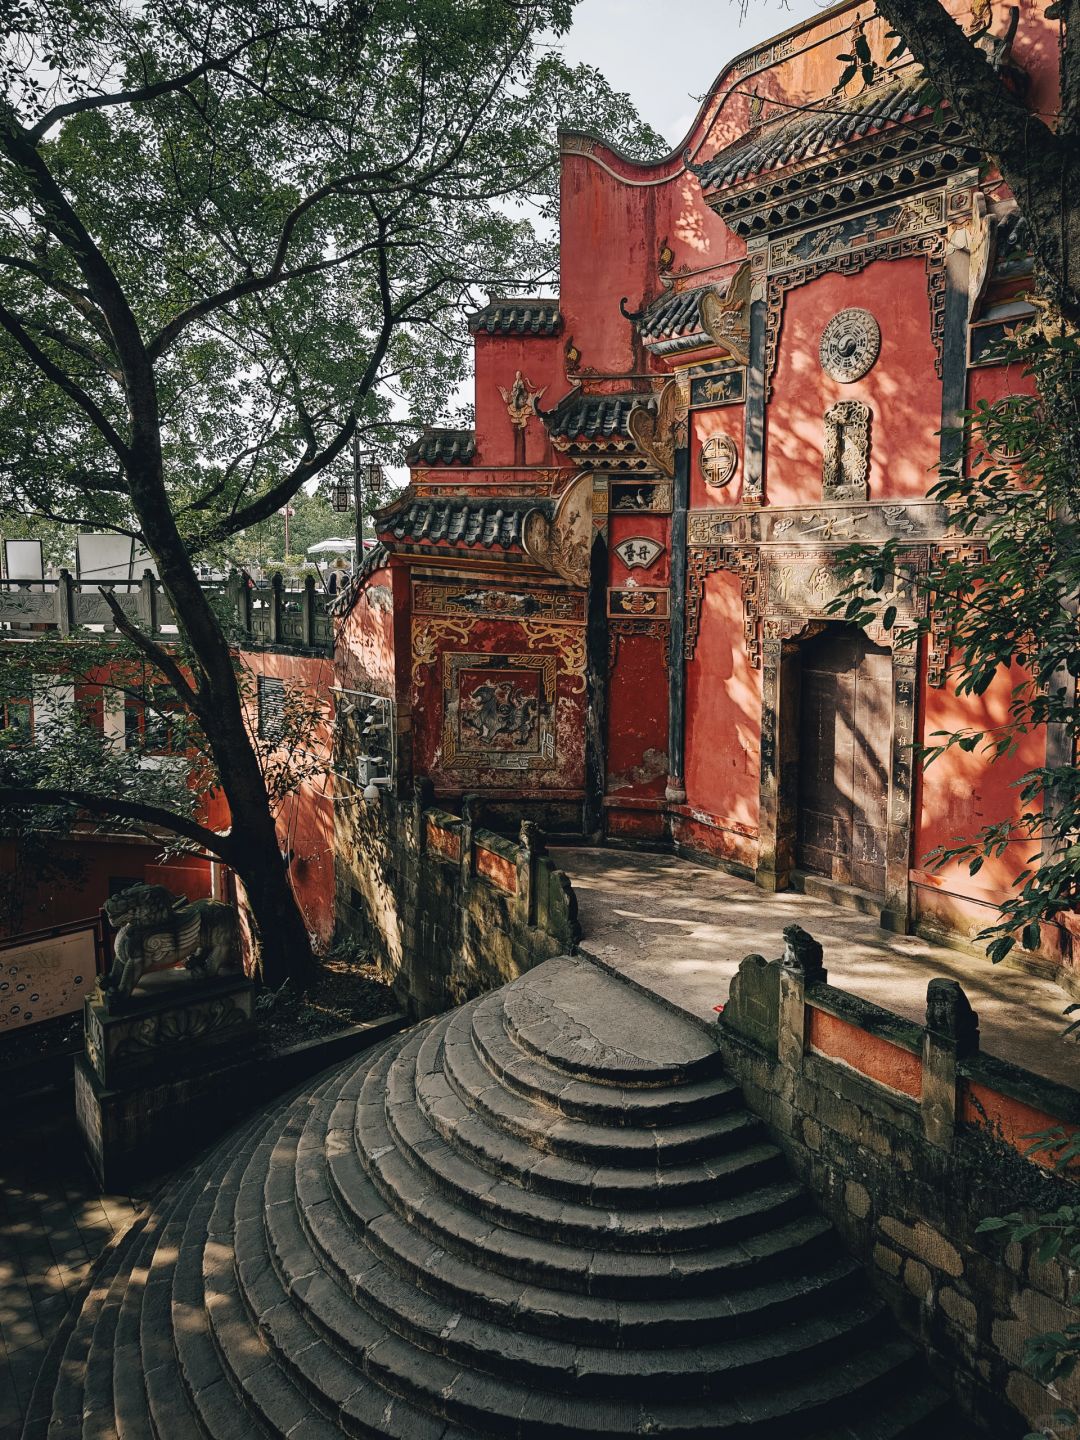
[701,435,738,489]
[822,400,872,501]
[819,309,881,383]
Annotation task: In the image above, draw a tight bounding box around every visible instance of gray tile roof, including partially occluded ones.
[404,429,476,466]
[378,495,552,550]
[544,391,653,442]
[639,285,711,344]
[468,298,562,337]
[698,73,939,194]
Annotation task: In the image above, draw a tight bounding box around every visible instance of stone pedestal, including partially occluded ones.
[76,972,256,1188]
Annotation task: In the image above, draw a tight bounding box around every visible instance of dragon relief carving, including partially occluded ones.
[698,260,752,366]
[626,379,688,478]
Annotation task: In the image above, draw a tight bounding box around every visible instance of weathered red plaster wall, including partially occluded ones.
[913,652,1044,944]
[808,1006,922,1099]
[0,838,212,939]
[962,1082,1080,1171]
[336,565,398,695]
[682,569,761,865]
[765,258,941,508]
[473,335,565,468]
[239,650,335,948]
[691,404,746,508]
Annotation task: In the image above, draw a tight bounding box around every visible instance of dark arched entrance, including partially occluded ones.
[795,624,891,896]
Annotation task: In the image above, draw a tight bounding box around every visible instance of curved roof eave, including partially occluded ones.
[557,0,861,182]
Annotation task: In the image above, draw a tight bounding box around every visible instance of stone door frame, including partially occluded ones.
[755,617,917,933]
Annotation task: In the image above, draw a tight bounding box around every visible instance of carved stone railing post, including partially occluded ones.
[778,925,827,1071]
[460,793,479,895]
[301,574,315,648]
[269,573,283,645]
[516,820,545,927]
[56,569,74,636]
[137,570,158,633]
[922,978,979,1150]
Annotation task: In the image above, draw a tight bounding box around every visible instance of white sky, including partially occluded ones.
[555,0,827,147]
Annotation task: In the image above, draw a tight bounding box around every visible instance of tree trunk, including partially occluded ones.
[229,809,314,988]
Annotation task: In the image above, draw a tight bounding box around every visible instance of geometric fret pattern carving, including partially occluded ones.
[822,400,872,501]
[764,231,947,399]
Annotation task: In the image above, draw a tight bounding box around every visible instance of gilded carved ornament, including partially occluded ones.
[498,371,547,429]
[521,471,593,588]
[626,379,689,479]
[698,260,752,366]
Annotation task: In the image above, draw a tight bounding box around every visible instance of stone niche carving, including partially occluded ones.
[822,400,871,501]
[701,434,738,489]
[819,308,881,383]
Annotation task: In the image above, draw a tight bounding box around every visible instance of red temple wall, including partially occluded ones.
[335,564,399,695]
[681,569,761,867]
[0,837,212,939]
[912,647,1046,946]
[473,335,566,469]
[765,259,941,508]
[239,649,336,948]
[408,610,587,800]
[691,404,747,509]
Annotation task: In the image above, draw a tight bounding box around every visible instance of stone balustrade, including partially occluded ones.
[0,570,334,654]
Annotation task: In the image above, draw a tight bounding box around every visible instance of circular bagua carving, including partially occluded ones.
[819,308,881,383]
[701,434,738,488]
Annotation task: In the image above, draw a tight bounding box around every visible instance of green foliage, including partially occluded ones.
[979,1129,1080,1438]
[830,317,1080,966]
[0,0,664,549]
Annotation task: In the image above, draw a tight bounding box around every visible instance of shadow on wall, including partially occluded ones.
[334,779,579,1018]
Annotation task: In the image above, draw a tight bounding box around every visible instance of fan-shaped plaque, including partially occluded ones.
[819,308,881,383]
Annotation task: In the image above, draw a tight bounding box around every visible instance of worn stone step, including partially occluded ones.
[470,989,741,1126]
[300,1163,890,1396]
[387,1023,783,1208]
[500,954,726,1088]
[235,1081,477,1440]
[203,1083,367,1440]
[32,1190,158,1440]
[299,1089,858,1347]
[440,1002,760,1167]
[326,1110,836,1315]
[357,1037,803,1253]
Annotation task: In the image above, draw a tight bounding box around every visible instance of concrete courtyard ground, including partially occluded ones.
[555,846,1080,1090]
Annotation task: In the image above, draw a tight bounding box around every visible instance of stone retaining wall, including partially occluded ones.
[719,936,1080,1436]
[335,778,579,1018]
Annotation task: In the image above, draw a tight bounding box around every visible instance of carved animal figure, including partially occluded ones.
[102,884,240,1000]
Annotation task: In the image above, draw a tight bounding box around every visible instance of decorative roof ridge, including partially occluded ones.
[557,0,860,176]
[698,65,942,194]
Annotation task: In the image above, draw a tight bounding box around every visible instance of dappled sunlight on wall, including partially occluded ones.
[766,260,940,508]
[684,570,761,849]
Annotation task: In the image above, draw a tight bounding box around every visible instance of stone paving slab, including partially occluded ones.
[0,1094,147,1439]
[554,846,1080,1091]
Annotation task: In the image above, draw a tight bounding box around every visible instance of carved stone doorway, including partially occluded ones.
[795,625,890,896]
[756,619,916,932]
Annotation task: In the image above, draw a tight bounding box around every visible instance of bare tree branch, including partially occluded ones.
[0,787,234,860]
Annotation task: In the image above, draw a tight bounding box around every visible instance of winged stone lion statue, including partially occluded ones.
[101,883,241,1002]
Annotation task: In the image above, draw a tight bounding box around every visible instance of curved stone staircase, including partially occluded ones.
[25,954,964,1438]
